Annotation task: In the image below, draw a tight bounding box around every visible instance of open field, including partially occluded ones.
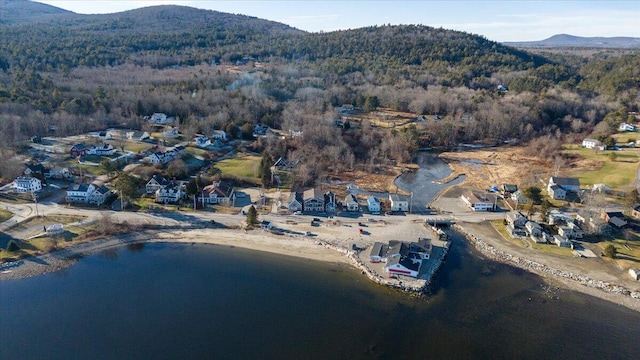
[215,153,260,182]
[491,220,573,257]
[562,145,639,191]
[440,147,550,190]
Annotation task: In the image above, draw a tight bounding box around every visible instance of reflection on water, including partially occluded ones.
[395,152,465,212]
[1,241,640,359]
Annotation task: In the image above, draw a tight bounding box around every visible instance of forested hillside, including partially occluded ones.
[0,1,639,184]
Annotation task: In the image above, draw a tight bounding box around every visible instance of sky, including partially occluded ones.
[35,1,640,42]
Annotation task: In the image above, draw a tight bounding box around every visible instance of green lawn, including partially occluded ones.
[563,145,639,191]
[215,154,261,182]
[491,220,573,257]
[0,209,13,222]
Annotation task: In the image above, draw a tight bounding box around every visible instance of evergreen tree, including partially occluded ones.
[259,151,272,187]
[246,205,258,226]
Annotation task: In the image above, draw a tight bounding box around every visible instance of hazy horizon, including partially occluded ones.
[33,0,640,42]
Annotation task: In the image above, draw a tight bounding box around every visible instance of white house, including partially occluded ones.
[389,194,409,212]
[288,192,303,213]
[619,123,636,132]
[45,167,72,179]
[547,185,567,200]
[86,144,116,156]
[367,196,381,214]
[369,242,387,263]
[582,138,602,149]
[198,181,235,205]
[12,176,42,193]
[211,130,227,141]
[89,186,112,205]
[525,221,543,237]
[155,182,183,204]
[553,235,572,248]
[195,135,211,148]
[146,174,170,194]
[163,127,180,139]
[548,177,580,193]
[344,194,359,212]
[460,192,494,211]
[385,256,421,278]
[148,113,174,125]
[303,188,325,213]
[511,190,529,204]
[126,131,150,141]
[66,183,96,203]
[505,211,527,227]
[629,268,640,281]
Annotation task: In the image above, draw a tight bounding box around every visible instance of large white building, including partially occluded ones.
[12,176,42,193]
[367,196,381,214]
[460,191,494,211]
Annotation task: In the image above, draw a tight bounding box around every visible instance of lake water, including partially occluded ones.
[395,152,466,213]
[2,234,640,359]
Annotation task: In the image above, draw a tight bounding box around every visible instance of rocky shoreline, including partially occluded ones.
[455,224,640,304]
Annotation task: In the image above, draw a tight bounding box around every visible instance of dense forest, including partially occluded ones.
[1,0,639,184]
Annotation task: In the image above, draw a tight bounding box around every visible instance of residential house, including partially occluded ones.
[24,164,46,177]
[558,226,577,239]
[506,224,527,238]
[273,157,299,172]
[66,183,96,203]
[303,188,325,213]
[389,194,409,212]
[87,144,115,156]
[324,191,337,213]
[199,181,235,205]
[45,167,72,180]
[344,194,359,212]
[511,190,529,204]
[195,135,211,148]
[98,131,110,140]
[369,242,388,263]
[288,192,303,213]
[211,130,227,141]
[163,127,180,139]
[337,104,356,114]
[146,174,171,194]
[582,138,602,149]
[601,211,628,228]
[525,221,543,237]
[148,146,183,164]
[385,256,421,278]
[155,182,183,204]
[460,191,494,211]
[592,183,612,194]
[12,176,42,193]
[383,238,432,278]
[367,196,381,214]
[502,184,518,195]
[619,122,636,132]
[253,123,270,137]
[148,113,173,125]
[70,143,89,157]
[505,211,527,227]
[548,185,567,200]
[629,268,640,281]
[548,177,580,193]
[553,235,572,248]
[89,186,112,205]
[126,131,150,141]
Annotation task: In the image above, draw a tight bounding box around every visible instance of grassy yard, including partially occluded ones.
[122,141,155,153]
[215,153,261,182]
[491,220,529,247]
[529,241,574,257]
[563,145,639,191]
[0,209,13,222]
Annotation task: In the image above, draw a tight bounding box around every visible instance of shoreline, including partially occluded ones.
[454,224,640,312]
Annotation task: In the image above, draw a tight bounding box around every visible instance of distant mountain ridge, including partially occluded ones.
[504,34,640,48]
[0,0,72,24]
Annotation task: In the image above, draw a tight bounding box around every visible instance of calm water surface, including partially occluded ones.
[1,236,640,359]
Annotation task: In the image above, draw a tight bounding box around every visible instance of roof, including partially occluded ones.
[203,181,233,198]
[370,242,386,257]
[71,143,86,150]
[148,174,169,186]
[344,194,358,203]
[386,255,421,272]
[550,177,580,187]
[69,183,92,192]
[502,184,518,192]
[289,191,302,204]
[609,216,627,228]
[27,164,46,173]
[367,196,380,204]
[94,186,111,195]
[390,194,407,202]
[303,188,323,201]
[549,184,565,192]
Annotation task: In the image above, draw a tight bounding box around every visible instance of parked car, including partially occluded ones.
[294,211,301,215]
